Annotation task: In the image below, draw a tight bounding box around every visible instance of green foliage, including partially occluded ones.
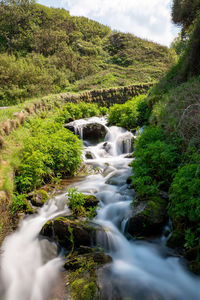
[15,117,82,193]
[171,32,188,56]
[108,95,150,129]
[68,225,75,252]
[67,188,86,216]
[172,0,200,30]
[58,102,101,123]
[169,163,200,223]
[10,193,33,215]
[169,162,200,249]
[0,2,174,105]
[99,106,108,116]
[132,127,179,197]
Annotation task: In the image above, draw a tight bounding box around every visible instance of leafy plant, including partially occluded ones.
[15,116,82,193]
[67,188,86,215]
[108,95,150,129]
[10,194,33,215]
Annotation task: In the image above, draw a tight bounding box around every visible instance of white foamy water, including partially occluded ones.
[0,195,70,300]
[1,117,200,300]
[70,117,200,300]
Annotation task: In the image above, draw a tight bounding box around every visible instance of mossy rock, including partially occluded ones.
[185,246,200,262]
[27,189,48,207]
[127,196,168,237]
[71,278,97,300]
[188,261,200,275]
[166,229,185,249]
[65,252,112,271]
[40,217,96,250]
[83,195,99,209]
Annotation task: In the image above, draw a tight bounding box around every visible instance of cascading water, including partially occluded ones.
[0,116,200,300]
[70,117,200,300]
[0,195,70,300]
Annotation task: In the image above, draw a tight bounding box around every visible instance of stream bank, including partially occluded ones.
[0,117,200,300]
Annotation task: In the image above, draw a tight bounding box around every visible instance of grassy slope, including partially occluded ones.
[0,2,176,105]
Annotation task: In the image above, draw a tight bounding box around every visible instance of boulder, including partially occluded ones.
[127,197,168,237]
[27,189,48,207]
[166,229,185,249]
[65,121,107,142]
[102,142,112,153]
[83,195,99,208]
[102,165,115,177]
[85,151,96,159]
[40,217,96,250]
[64,252,112,271]
[83,123,107,141]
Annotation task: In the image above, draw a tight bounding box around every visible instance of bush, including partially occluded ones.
[15,117,82,193]
[67,188,86,215]
[10,194,33,215]
[58,102,101,123]
[99,106,108,116]
[132,127,179,197]
[108,95,150,129]
[169,164,200,223]
[134,126,164,150]
[169,163,200,249]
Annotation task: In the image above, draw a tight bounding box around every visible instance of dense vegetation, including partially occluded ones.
[0,100,107,242]
[124,0,200,273]
[0,0,175,105]
[108,95,149,129]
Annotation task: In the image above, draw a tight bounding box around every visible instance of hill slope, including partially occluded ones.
[0,1,175,105]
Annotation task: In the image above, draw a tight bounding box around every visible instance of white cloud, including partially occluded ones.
[62,0,180,46]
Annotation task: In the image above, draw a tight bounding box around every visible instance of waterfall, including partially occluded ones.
[1,116,200,300]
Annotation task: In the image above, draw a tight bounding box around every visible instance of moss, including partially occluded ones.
[167,229,185,248]
[71,278,97,300]
[188,261,200,275]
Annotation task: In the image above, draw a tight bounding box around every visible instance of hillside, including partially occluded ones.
[0,1,175,105]
[128,0,200,274]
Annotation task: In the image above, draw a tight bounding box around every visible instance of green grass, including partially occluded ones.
[0,2,176,105]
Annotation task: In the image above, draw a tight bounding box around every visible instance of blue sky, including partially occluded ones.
[38,0,180,47]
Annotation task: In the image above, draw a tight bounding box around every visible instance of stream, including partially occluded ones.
[0,116,200,300]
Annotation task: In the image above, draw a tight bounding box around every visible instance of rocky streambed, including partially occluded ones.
[0,117,200,300]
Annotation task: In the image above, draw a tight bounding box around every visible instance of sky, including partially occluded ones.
[38,0,180,47]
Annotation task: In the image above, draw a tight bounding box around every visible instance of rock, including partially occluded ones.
[124,153,133,158]
[117,134,134,154]
[64,252,112,271]
[65,121,107,142]
[85,151,96,159]
[103,142,112,153]
[166,229,185,249]
[27,189,48,207]
[126,176,132,185]
[102,165,115,177]
[188,261,200,275]
[64,123,75,133]
[40,217,96,250]
[127,197,168,237]
[159,191,169,200]
[185,246,200,261]
[83,195,99,208]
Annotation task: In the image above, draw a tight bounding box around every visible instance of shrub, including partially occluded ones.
[134,126,164,151]
[169,163,200,223]
[10,194,33,215]
[15,117,82,193]
[132,127,179,197]
[108,95,150,129]
[99,106,108,116]
[67,188,86,215]
[58,102,101,123]
[78,103,100,118]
